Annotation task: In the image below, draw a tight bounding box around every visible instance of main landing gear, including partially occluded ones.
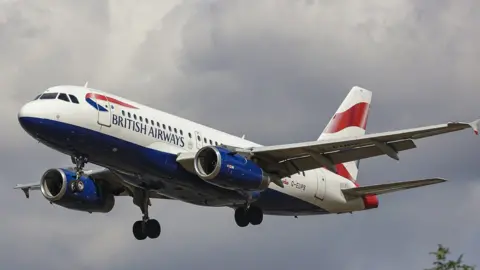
[70,155,88,193]
[132,189,161,240]
[234,205,263,227]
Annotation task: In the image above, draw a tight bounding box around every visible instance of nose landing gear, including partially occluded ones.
[70,155,88,193]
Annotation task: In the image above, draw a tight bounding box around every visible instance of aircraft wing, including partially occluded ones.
[14,183,41,198]
[240,119,479,178]
[341,178,446,197]
[14,168,172,200]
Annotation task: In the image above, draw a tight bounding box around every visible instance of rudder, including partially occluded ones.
[318,86,372,182]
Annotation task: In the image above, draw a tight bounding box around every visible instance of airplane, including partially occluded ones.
[15,85,479,240]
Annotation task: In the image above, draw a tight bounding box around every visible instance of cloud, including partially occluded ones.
[1,0,480,269]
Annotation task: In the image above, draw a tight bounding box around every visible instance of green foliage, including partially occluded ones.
[425,244,475,270]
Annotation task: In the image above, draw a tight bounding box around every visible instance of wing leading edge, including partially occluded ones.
[14,168,173,200]
[236,119,479,178]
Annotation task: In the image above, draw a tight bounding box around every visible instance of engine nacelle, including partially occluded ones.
[194,146,271,191]
[40,168,115,213]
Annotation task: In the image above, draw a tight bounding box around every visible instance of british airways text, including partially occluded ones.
[112,115,185,147]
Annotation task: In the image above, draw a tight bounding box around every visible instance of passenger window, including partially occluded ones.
[128,112,131,118]
[151,120,154,125]
[215,142,218,146]
[180,130,183,136]
[156,122,160,127]
[188,133,192,138]
[134,114,137,120]
[69,95,79,104]
[122,110,125,116]
[204,138,207,143]
[163,124,166,129]
[168,126,172,131]
[58,93,70,102]
[145,118,148,123]
[209,139,213,145]
[40,93,58,99]
[139,116,143,121]
[197,136,201,141]
[174,128,177,133]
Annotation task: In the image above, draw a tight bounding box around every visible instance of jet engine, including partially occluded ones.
[40,168,115,213]
[194,146,271,191]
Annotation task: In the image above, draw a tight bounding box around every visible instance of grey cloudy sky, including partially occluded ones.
[1,0,480,269]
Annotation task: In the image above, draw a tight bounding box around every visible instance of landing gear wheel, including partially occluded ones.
[234,206,264,227]
[75,180,84,192]
[146,219,161,239]
[69,180,85,192]
[69,181,77,192]
[132,188,161,240]
[234,208,249,227]
[248,207,263,226]
[133,221,147,240]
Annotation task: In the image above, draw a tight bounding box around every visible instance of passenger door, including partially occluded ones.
[90,92,111,127]
[314,169,326,200]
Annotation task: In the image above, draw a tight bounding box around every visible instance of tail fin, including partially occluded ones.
[319,86,372,182]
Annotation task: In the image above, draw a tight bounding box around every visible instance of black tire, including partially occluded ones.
[133,221,147,240]
[248,207,263,225]
[76,180,85,192]
[234,208,249,227]
[146,219,161,239]
[69,180,77,192]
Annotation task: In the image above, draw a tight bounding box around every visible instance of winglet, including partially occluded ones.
[14,183,40,199]
[21,188,30,198]
[469,119,480,135]
[14,185,31,199]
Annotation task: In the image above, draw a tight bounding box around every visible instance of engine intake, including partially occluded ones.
[194,146,271,191]
[40,168,115,213]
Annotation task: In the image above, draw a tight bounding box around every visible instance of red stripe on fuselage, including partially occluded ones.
[86,93,138,109]
[324,102,369,133]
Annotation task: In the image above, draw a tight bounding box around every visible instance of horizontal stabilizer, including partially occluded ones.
[342,178,447,197]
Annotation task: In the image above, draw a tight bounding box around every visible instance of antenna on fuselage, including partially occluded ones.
[84,81,89,88]
[241,134,245,139]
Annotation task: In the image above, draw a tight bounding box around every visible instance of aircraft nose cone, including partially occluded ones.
[18,103,31,118]
[18,103,38,132]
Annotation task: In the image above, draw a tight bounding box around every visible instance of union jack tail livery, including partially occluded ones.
[319,86,372,182]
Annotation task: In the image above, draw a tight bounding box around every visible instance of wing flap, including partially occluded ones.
[341,178,447,197]
[245,119,479,177]
[254,121,477,159]
[273,140,416,174]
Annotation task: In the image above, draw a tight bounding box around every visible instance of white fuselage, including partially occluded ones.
[18,85,368,215]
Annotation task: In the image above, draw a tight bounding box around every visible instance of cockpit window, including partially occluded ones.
[69,95,79,104]
[34,94,42,100]
[58,93,70,102]
[40,93,58,99]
